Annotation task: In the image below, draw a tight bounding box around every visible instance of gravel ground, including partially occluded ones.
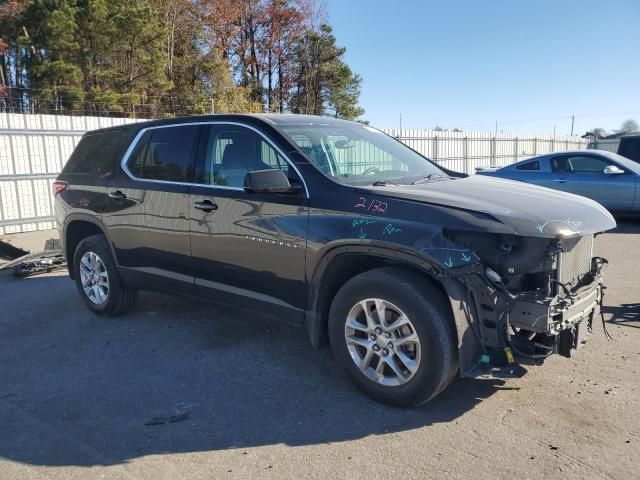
[0,223,638,480]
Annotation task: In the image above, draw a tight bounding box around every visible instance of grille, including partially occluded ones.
[558,235,593,287]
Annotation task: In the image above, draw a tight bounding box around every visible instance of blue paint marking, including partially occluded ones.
[382,224,402,235]
[352,218,376,228]
[419,247,478,268]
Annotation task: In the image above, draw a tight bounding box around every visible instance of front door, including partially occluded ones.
[188,123,309,324]
[549,153,636,211]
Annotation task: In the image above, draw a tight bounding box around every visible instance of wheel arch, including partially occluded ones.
[63,214,117,279]
[305,244,469,352]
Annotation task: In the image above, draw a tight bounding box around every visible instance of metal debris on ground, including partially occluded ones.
[0,238,66,278]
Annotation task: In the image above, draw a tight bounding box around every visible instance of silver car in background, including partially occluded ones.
[477,150,640,214]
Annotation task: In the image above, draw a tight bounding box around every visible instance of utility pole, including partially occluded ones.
[211,98,215,114]
[399,113,402,135]
[495,121,498,137]
[570,115,575,136]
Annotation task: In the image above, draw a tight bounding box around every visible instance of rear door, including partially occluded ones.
[102,124,201,293]
[188,123,309,324]
[549,153,636,211]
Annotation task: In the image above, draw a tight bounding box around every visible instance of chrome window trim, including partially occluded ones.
[119,121,310,197]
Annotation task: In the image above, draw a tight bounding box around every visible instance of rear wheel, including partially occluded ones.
[73,234,137,315]
[329,267,457,406]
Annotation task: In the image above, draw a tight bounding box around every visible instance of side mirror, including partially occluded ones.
[603,165,624,175]
[244,169,293,193]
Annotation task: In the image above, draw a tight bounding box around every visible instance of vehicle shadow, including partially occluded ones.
[603,303,640,329]
[0,274,505,467]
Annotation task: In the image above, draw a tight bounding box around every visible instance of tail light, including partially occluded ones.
[52,180,68,196]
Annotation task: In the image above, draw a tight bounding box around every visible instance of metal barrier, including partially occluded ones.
[0,114,138,234]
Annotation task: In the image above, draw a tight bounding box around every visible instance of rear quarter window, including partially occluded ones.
[516,160,540,171]
[63,129,136,178]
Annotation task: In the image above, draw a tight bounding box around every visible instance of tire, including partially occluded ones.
[328,267,458,407]
[73,234,138,315]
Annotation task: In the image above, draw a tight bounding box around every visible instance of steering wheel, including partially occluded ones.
[361,166,381,176]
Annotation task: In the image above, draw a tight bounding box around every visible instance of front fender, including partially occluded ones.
[304,241,481,366]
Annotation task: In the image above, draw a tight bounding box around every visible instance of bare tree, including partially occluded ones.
[619,119,639,133]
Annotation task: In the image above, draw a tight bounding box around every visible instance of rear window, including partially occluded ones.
[126,125,199,182]
[63,129,134,178]
[618,137,640,163]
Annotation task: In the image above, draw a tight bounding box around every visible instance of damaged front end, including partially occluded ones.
[442,229,608,378]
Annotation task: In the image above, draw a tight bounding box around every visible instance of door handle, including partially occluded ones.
[193,200,218,212]
[553,179,568,183]
[109,190,127,199]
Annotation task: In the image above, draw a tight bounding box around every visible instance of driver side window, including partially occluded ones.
[197,125,290,188]
[567,156,611,173]
[551,155,611,174]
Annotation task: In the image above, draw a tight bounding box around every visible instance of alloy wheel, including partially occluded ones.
[344,298,421,386]
[79,251,110,305]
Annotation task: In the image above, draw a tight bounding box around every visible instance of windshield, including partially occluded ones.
[279,123,446,186]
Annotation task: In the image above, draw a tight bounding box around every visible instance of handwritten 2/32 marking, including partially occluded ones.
[354,196,388,214]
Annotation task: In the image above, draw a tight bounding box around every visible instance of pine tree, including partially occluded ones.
[0,0,364,119]
[290,24,363,120]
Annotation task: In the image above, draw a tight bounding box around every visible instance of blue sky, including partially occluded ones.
[325,0,640,135]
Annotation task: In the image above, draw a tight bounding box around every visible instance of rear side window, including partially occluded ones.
[516,160,540,171]
[551,156,571,172]
[63,129,133,178]
[127,125,199,182]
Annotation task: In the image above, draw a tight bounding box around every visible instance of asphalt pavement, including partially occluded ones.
[0,222,638,479]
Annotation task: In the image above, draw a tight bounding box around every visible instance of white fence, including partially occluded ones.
[0,113,588,234]
[382,129,587,174]
[0,114,139,234]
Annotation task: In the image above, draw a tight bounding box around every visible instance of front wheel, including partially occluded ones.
[329,267,458,406]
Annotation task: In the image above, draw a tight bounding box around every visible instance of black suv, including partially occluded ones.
[55,114,615,406]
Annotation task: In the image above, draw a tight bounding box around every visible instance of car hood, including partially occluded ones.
[364,175,616,238]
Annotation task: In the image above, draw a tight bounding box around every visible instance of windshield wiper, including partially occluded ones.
[412,173,446,185]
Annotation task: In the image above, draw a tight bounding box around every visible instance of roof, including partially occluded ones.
[86,113,355,135]
[248,113,355,126]
[526,149,640,174]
